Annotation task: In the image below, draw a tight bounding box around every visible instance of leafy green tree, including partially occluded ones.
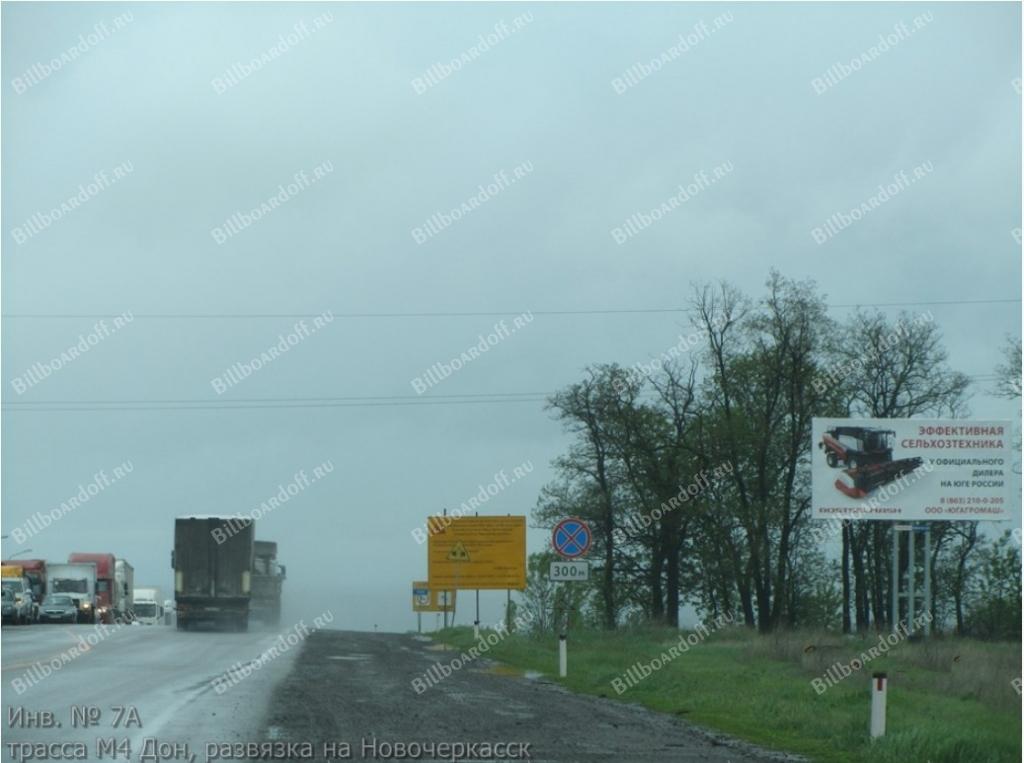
[964,530,1022,640]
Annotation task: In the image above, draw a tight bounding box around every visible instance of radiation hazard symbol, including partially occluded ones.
[446,541,471,562]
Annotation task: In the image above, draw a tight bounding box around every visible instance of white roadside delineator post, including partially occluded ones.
[558,633,567,677]
[870,672,887,738]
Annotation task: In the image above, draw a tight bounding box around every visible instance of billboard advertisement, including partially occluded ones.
[811,418,1015,521]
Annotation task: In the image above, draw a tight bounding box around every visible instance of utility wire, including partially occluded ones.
[1,391,550,405]
[1,295,1013,412]
[1,298,1019,319]
[1,374,1005,412]
[2,399,552,411]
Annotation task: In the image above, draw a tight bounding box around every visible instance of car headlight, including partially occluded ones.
[82,602,91,608]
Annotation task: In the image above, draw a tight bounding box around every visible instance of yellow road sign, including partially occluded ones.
[427,515,526,590]
[412,580,455,612]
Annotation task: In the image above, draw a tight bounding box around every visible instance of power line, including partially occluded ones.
[1,397,552,412]
[1,297,1019,320]
[1,391,550,405]
[2,374,1004,412]
[828,299,1019,309]
[5,309,677,319]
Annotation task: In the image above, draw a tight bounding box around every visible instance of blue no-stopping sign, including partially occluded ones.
[552,517,592,559]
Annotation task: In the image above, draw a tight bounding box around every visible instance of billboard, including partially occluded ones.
[427,515,526,590]
[812,418,1015,521]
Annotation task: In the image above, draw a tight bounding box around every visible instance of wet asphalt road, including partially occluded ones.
[1,622,298,763]
[2,625,801,763]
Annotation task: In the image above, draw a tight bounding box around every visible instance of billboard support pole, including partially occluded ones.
[474,512,480,639]
[890,523,899,633]
[907,529,916,632]
[559,582,568,677]
[923,525,932,636]
[441,508,447,630]
[505,513,512,635]
[453,565,459,623]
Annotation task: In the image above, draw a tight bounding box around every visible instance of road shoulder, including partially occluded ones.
[260,630,806,762]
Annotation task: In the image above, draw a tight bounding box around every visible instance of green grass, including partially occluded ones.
[435,625,1021,763]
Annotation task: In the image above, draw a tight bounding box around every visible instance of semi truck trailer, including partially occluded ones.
[114,559,135,622]
[251,540,286,625]
[173,516,254,631]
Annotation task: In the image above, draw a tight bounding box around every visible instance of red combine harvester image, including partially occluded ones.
[818,426,924,499]
[819,426,894,468]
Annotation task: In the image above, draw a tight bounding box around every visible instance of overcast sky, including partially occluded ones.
[2,2,1020,632]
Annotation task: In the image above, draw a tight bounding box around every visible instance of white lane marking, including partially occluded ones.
[327,654,372,661]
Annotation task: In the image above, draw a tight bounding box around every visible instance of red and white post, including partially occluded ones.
[870,672,887,738]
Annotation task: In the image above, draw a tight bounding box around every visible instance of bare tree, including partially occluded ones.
[692,272,833,631]
[993,336,1022,400]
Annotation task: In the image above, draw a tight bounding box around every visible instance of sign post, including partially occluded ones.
[505,588,512,634]
[413,583,429,633]
[907,528,916,628]
[474,512,480,640]
[550,517,592,678]
[890,525,899,630]
[891,524,932,636]
[923,525,932,636]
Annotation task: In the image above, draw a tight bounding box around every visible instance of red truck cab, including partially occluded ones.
[68,553,116,624]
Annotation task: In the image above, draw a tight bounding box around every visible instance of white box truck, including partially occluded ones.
[47,562,97,623]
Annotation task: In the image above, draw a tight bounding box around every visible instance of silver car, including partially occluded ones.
[38,594,79,624]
